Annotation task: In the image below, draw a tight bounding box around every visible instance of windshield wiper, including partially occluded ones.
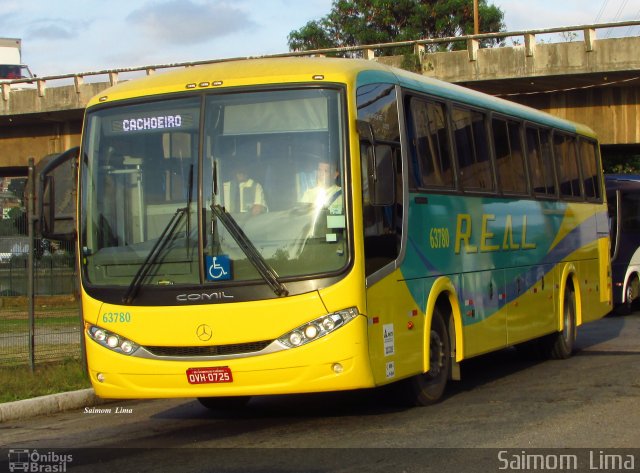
[122,164,195,304]
[211,203,288,297]
[185,164,193,245]
[122,207,187,304]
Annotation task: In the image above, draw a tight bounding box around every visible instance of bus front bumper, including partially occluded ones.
[86,315,374,399]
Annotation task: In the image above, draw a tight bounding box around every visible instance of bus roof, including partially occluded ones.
[605,174,640,191]
[88,57,594,137]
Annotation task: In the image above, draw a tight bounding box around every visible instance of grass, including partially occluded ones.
[1,315,80,333]
[0,295,88,403]
[0,358,91,403]
[0,295,78,310]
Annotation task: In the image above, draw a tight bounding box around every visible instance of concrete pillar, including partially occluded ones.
[414,43,425,67]
[584,28,596,52]
[37,80,46,97]
[525,34,536,57]
[467,39,479,62]
[74,76,84,94]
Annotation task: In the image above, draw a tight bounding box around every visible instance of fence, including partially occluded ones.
[0,178,81,367]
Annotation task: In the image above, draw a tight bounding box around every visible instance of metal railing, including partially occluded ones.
[2,20,640,101]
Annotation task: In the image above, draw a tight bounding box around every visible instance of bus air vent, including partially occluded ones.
[144,340,273,358]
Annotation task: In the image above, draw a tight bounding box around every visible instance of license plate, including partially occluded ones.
[186,367,233,384]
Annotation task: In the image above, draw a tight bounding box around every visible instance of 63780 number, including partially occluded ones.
[429,227,450,249]
[102,312,132,323]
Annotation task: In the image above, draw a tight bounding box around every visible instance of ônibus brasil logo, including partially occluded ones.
[8,449,73,472]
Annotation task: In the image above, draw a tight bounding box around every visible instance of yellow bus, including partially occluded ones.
[42,57,612,407]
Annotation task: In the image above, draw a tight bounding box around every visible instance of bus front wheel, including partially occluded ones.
[403,307,451,406]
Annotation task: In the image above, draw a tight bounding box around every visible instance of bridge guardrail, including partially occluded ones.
[2,20,640,102]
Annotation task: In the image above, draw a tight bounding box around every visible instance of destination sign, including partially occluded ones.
[106,110,197,135]
[121,114,183,132]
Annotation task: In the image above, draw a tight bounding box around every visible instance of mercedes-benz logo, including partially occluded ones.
[196,324,212,341]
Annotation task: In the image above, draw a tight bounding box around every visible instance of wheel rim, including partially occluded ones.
[562,293,574,344]
[428,330,444,378]
[626,277,639,306]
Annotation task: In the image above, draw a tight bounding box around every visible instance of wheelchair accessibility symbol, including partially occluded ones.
[206,255,232,281]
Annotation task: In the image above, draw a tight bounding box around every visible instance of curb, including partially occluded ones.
[0,389,110,423]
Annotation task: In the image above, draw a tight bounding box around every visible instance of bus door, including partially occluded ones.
[357,83,416,384]
[606,187,620,262]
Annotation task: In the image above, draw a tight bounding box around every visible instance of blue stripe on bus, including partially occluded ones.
[400,210,606,326]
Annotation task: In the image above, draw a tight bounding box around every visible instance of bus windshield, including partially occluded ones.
[80,88,348,293]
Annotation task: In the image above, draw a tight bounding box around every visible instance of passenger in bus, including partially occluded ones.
[300,159,342,213]
[223,160,267,215]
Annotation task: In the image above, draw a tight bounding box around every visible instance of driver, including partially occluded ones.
[223,159,267,216]
[300,159,342,213]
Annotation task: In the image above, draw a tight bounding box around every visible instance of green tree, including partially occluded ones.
[602,152,640,174]
[288,0,506,56]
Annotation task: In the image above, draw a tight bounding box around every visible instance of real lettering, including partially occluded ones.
[454,213,537,254]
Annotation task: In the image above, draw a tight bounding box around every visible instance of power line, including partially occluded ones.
[624,8,640,35]
[613,0,631,20]
[595,0,611,23]
[606,0,630,37]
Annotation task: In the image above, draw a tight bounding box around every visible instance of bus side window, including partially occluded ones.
[452,107,493,192]
[527,127,556,197]
[409,97,454,189]
[554,133,582,200]
[579,139,602,201]
[493,118,527,194]
[621,193,640,232]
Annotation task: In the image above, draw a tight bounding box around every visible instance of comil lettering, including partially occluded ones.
[454,213,537,254]
[122,114,182,132]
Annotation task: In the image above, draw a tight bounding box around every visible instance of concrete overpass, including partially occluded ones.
[1,21,640,174]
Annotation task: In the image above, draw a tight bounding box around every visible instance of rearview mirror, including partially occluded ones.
[37,147,79,241]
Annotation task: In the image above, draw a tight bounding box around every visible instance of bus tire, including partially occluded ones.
[517,286,577,360]
[548,286,577,359]
[402,307,451,406]
[617,274,639,315]
[198,396,251,410]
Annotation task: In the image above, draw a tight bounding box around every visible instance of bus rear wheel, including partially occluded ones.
[548,287,577,359]
[403,307,451,406]
[518,286,576,360]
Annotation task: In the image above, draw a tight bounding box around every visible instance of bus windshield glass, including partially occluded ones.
[80,88,348,291]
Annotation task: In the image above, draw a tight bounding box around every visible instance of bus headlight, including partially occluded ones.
[277,307,358,348]
[86,324,140,356]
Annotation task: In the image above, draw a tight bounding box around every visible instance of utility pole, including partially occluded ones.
[473,0,480,34]
[27,157,36,372]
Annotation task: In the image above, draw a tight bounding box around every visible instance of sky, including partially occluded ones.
[1,0,640,77]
